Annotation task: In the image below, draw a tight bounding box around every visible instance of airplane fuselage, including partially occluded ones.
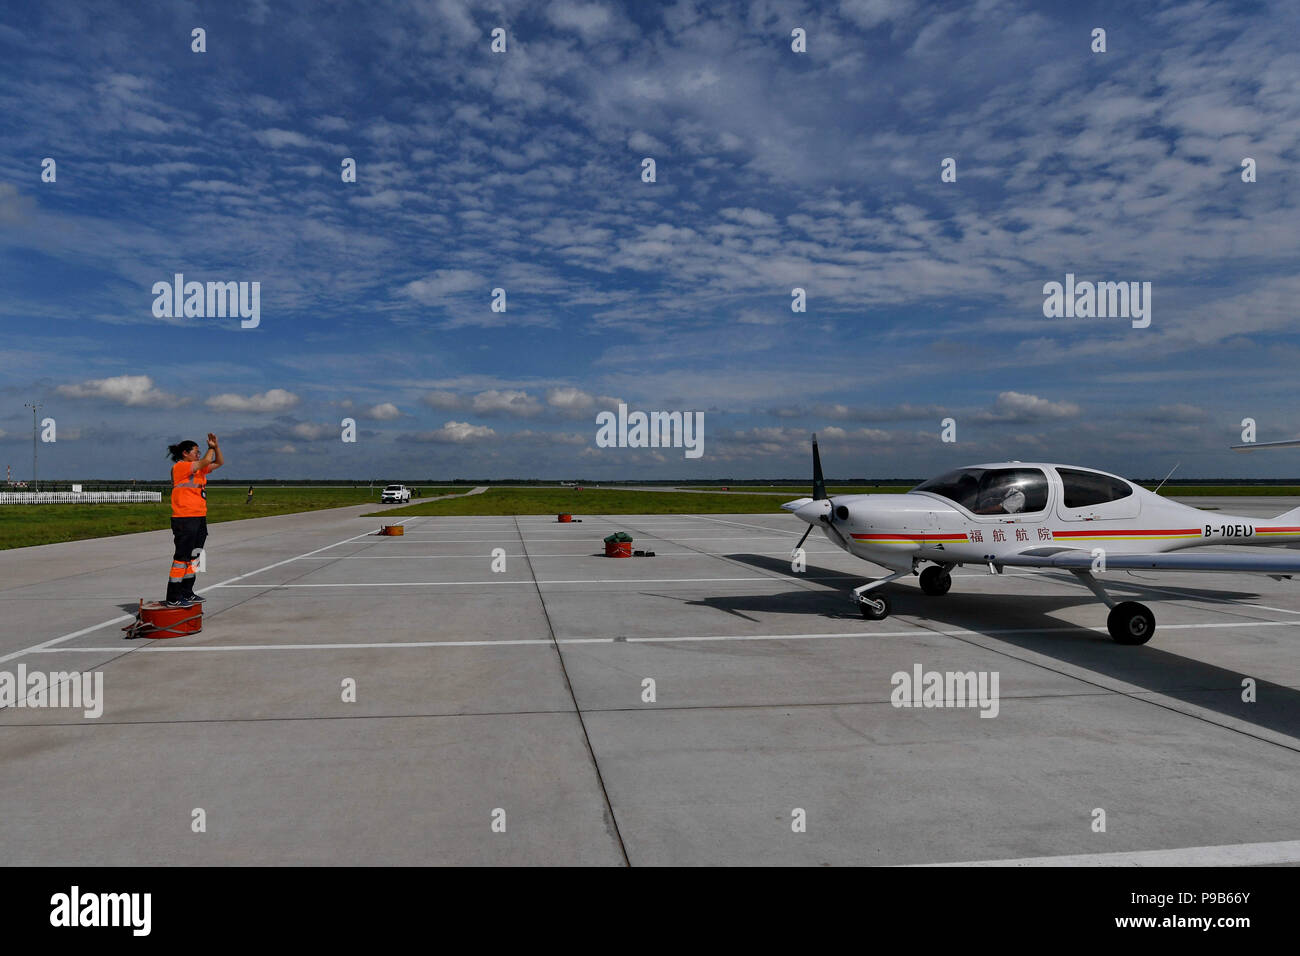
[787,462,1300,573]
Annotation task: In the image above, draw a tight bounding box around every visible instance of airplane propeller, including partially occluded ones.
[812,433,827,502]
[809,433,850,548]
[794,523,813,552]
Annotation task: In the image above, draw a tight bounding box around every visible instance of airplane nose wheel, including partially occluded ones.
[919,566,952,596]
[858,594,891,620]
[1107,601,1155,645]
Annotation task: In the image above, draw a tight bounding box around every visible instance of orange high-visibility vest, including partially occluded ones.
[171,461,211,517]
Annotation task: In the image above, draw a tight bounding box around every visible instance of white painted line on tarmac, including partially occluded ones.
[212,575,850,588]
[680,514,801,534]
[34,616,1300,654]
[39,639,558,652]
[394,535,793,541]
[210,574,863,590]
[914,839,1300,867]
[1109,578,1300,617]
[0,526,385,666]
[0,615,139,665]
[205,570,1050,588]
[291,550,848,559]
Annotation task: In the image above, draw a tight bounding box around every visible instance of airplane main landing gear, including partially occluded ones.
[1107,601,1155,645]
[919,565,952,596]
[1070,570,1157,645]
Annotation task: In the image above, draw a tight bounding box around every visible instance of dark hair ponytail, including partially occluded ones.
[167,440,199,462]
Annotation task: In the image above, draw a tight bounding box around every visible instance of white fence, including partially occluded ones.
[0,492,163,504]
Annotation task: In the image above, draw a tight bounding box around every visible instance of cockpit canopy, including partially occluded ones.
[913,467,1049,515]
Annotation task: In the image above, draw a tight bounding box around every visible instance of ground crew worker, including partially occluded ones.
[164,433,223,607]
[245,484,254,504]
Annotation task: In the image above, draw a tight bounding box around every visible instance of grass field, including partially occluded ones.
[683,485,908,494]
[0,486,463,551]
[1145,485,1300,496]
[368,487,792,517]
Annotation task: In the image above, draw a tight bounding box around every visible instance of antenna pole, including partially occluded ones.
[24,402,43,492]
[1152,461,1180,495]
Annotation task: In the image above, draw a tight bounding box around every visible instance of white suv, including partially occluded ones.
[381,484,412,503]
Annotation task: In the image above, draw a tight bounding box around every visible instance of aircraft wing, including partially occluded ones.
[1231,439,1300,450]
[995,547,1300,575]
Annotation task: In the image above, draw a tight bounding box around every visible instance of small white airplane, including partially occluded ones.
[783,435,1300,644]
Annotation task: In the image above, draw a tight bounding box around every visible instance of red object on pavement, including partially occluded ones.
[122,600,203,639]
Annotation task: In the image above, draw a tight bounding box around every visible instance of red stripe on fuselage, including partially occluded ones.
[1051,528,1201,537]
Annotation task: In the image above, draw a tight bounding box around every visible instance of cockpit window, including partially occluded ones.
[1057,468,1133,508]
[913,467,1049,515]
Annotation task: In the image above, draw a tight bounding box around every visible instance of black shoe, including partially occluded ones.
[184,593,206,604]
[164,598,195,609]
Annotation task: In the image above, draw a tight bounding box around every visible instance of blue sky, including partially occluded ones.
[1,0,1298,481]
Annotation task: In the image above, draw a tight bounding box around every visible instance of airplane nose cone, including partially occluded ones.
[795,499,831,524]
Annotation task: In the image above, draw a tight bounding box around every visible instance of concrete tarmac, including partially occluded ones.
[1,498,1298,865]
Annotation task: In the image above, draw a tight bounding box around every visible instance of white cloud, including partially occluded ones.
[721,207,777,229]
[402,269,485,303]
[180,180,249,194]
[365,402,402,420]
[548,2,614,38]
[0,182,34,225]
[839,0,917,30]
[471,389,541,416]
[422,389,542,416]
[251,128,324,149]
[56,375,181,407]
[628,130,667,153]
[207,388,300,413]
[290,422,331,440]
[510,429,588,445]
[410,421,496,443]
[976,391,1080,423]
[546,386,595,410]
